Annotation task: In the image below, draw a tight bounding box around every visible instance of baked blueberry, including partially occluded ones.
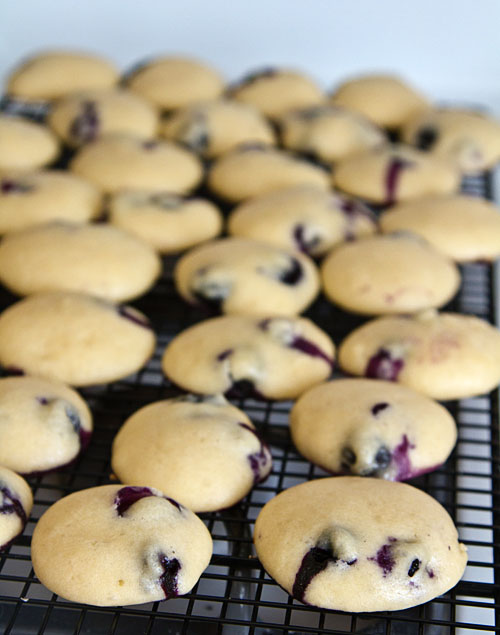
[70,101,99,143]
[0,466,33,551]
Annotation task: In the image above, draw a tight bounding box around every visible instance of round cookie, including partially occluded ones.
[126,56,224,110]
[0,170,101,234]
[330,74,429,129]
[290,379,456,480]
[48,89,159,148]
[228,185,377,257]
[321,234,460,315]
[174,238,320,316]
[0,116,59,171]
[380,195,500,263]
[108,190,222,254]
[112,395,272,512]
[0,292,156,386]
[161,99,275,158]
[280,105,387,164]
[31,485,212,606]
[228,67,325,120]
[338,309,500,400]
[0,376,92,475]
[333,144,460,205]
[207,144,330,203]
[71,135,203,194]
[0,466,33,550]
[7,51,119,101]
[162,315,334,400]
[0,221,161,302]
[253,477,467,611]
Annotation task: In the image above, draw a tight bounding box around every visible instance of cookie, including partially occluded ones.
[162,315,334,400]
[71,135,203,194]
[161,99,275,158]
[0,376,92,475]
[338,309,500,400]
[228,185,377,257]
[7,51,118,101]
[126,56,224,110]
[0,170,101,234]
[0,116,59,171]
[48,89,159,148]
[0,292,156,386]
[174,238,320,316]
[321,234,460,315]
[333,144,460,205]
[254,477,467,611]
[330,74,429,129]
[280,105,386,164]
[0,466,33,550]
[0,221,161,302]
[401,108,500,173]
[31,485,212,606]
[207,144,330,203]
[380,195,500,263]
[290,379,456,480]
[112,395,272,512]
[228,67,325,120]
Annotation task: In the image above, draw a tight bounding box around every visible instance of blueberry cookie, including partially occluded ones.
[162,315,334,400]
[0,116,59,171]
[7,51,119,101]
[175,238,319,316]
[401,108,500,173]
[330,74,429,129]
[0,376,92,475]
[280,105,386,165]
[290,379,456,480]
[321,234,460,315]
[338,309,500,400]
[161,99,275,158]
[126,56,224,110]
[380,195,500,263]
[0,292,156,386]
[254,477,467,611]
[71,135,203,194]
[228,67,325,120]
[108,190,223,254]
[228,184,377,257]
[0,466,33,551]
[0,170,102,234]
[112,395,272,512]
[0,221,161,302]
[48,89,159,148]
[207,144,329,203]
[31,485,212,606]
[333,144,460,205]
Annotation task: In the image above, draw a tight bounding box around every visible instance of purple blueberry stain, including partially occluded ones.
[239,422,271,484]
[278,257,303,285]
[366,348,404,381]
[290,336,334,369]
[415,126,438,151]
[117,306,152,330]
[114,486,157,516]
[0,485,26,525]
[226,378,264,400]
[292,224,321,255]
[292,546,335,602]
[408,558,421,577]
[217,348,233,362]
[0,179,33,195]
[371,402,390,416]
[339,198,378,239]
[70,101,99,143]
[369,537,397,576]
[158,554,181,599]
[385,157,414,206]
[392,434,416,481]
[426,567,435,579]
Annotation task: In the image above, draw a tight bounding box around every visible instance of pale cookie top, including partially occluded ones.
[290,379,456,480]
[71,135,203,194]
[161,99,275,158]
[228,184,377,257]
[330,74,429,129]
[321,234,460,315]
[254,477,467,612]
[111,395,272,512]
[174,238,320,316]
[7,51,119,101]
[0,116,59,171]
[31,485,212,606]
[0,376,92,475]
[333,144,460,205]
[0,465,33,550]
[162,315,334,400]
[338,310,500,400]
[0,292,156,386]
[126,56,224,110]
